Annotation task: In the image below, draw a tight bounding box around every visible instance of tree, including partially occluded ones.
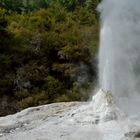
[0,0,100,115]
[0,0,23,12]
[26,0,30,13]
[59,0,76,11]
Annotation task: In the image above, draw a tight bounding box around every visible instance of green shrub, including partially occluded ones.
[19,96,34,109]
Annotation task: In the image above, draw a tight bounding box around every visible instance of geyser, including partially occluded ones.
[1,1,140,140]
[99,0,140,118]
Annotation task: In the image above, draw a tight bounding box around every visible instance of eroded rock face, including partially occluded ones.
[0,89,140,140]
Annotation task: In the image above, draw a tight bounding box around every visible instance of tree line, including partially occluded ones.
[0,0,100,116]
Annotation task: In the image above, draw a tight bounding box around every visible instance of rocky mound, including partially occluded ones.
[69,89,125,124]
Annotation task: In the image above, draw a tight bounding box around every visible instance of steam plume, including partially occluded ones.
[98,0,140,118]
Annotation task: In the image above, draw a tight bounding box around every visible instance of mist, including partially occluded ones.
[98,0,140,118]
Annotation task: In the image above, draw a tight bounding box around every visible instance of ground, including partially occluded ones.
[0,90,140,140]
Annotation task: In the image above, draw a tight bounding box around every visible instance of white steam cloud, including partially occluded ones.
[98,0,140,118]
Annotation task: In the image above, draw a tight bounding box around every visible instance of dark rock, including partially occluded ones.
[125,131,140,138]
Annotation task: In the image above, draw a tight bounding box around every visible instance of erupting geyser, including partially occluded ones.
[98,0,140,118]
[1,0,140,140]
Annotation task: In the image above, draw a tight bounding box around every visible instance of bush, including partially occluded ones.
[19,96,34,109]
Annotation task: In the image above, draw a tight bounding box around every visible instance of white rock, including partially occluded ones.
[0,89,139,140]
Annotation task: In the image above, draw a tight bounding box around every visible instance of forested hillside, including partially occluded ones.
[0,0,100,116]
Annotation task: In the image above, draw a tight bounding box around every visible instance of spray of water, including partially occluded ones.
[98,0,140,118]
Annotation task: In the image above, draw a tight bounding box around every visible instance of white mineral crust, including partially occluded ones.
[0,89,140,140]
